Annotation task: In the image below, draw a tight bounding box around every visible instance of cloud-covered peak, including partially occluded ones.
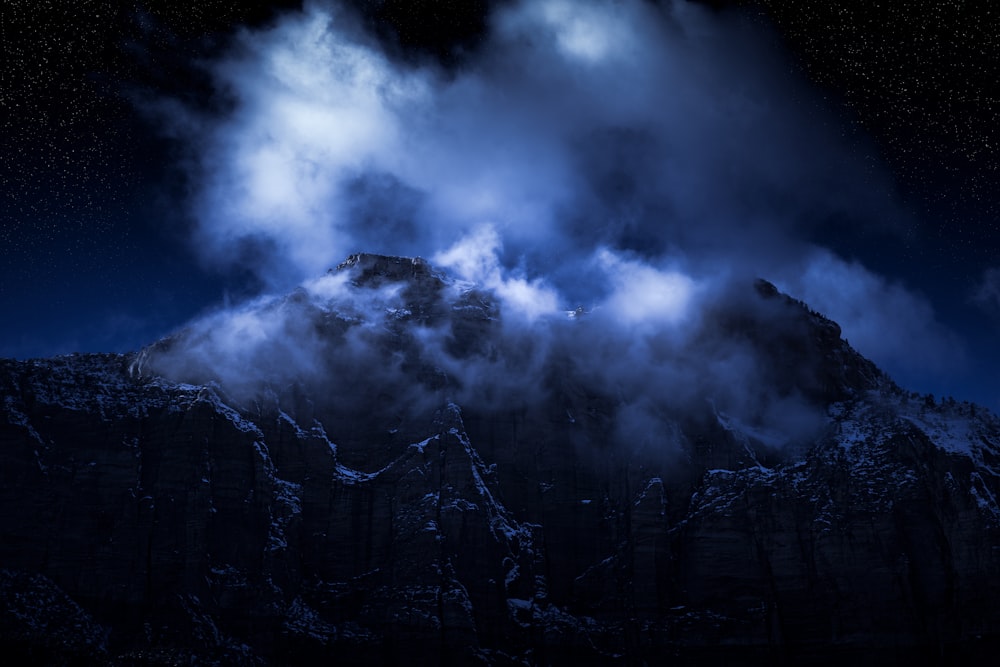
[139,246,889,466]
[149,0,964,405]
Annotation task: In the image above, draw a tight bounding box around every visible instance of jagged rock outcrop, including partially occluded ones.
[2,256,999,665]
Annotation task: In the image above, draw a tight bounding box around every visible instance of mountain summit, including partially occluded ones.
[2,255,999,665]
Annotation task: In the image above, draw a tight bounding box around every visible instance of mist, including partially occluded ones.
[144,0,965,450]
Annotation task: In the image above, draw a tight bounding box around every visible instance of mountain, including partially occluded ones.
[2,254,999,665]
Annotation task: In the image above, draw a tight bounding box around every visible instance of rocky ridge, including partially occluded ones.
[2,254,999,665]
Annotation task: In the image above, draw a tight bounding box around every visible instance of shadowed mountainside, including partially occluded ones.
[2,254,999,665]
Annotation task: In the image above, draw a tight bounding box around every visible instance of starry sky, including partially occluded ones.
[2,0,999,407]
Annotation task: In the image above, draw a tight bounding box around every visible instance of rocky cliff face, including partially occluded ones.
[2,255,999,665]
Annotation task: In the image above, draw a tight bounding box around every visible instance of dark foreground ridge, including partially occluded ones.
[2,255,999,665]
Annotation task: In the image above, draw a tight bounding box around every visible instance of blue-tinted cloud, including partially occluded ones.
[775,249,965,383]
[165,1,898,280]
[149,0,966,409]
[974,267,1000,318]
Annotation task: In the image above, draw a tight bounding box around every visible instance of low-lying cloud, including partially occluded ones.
[775,248,964,383]
[142,244,833,459]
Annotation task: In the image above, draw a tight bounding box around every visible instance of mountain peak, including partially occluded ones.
[335,253,439,284]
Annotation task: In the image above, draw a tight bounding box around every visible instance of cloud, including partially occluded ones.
[973,267,1000,317]
[144,0,971,438]
[773,249,965,382]
[434,226,560,322]
[165,0,904,288]
[595,249,698,327]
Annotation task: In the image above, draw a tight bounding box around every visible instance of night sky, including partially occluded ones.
[3,1,999,408]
